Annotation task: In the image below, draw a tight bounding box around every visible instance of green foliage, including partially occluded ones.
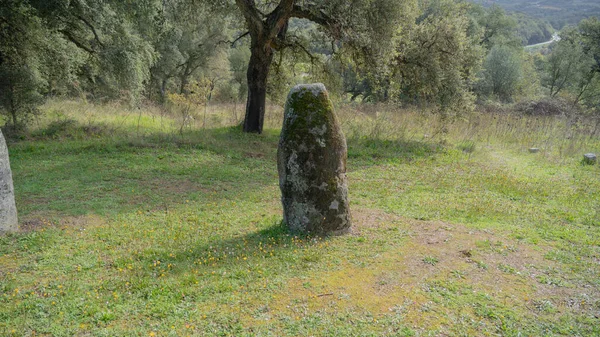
[469,4,521,50]
[544,29,593,97]
[149,1,229,101]
[542,18,600,110]
[515,52,543,100]
[1,0,162,106]
[0,0,69,130]
[579,17,600,69]
[325,0,417,67]
[0,64,45,130]
[97,22,157,101]
[0,1,44,129]
[228,47,251,101]
[1,0,597,129]
[477,45,523,102]
[513,12,555,46]
[391,0,483,114]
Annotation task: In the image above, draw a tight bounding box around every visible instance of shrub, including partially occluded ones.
[0,64,45,131]
[513,97,578,116]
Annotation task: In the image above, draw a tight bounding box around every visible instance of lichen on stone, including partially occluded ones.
[277,84,351,235]
[0,129,18,233]
[288,83,327,99]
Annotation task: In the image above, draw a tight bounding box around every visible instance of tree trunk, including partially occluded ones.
[243,40,273,133]
[10,110,17,128]
[160,78,168,102]
[8,89,17,128]
[180,62,191,95]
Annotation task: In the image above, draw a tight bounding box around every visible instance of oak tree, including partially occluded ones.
[230,0,413,133]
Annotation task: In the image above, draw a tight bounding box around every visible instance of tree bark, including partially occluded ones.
[243,38,274,133]
[10,110,17,128]
[237,0,332,133]
[160,78,168,102]
[180,62,191,95]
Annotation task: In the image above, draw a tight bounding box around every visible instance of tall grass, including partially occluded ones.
[336,103,600,161]
[35,99,599,161]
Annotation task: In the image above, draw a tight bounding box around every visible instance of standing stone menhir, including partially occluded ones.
[0,129,18,232]
[277,83,351,235]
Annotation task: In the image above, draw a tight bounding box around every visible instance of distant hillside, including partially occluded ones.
[513,12,555,45]
[471,0,600,29]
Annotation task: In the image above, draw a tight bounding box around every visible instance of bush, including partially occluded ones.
[513,97,578,116]
[477,45,523,102]
[0,64,45,130]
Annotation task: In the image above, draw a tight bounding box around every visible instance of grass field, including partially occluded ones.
[1,99,599,336]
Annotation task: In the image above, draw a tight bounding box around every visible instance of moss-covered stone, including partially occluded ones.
[0,129,18,232]
[277,84,351,234]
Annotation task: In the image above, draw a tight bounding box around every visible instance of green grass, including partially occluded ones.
[1,99,599,336]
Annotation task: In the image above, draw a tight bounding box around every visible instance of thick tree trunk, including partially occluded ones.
[243,41,273,134]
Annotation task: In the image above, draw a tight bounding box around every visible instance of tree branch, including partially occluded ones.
[230,31,250,47]
[235,0,264,35]
[60,29,95,54]
[76,15,104,47]
[290,5,333,28]
[266,0,294,39]
[279,37,318,63]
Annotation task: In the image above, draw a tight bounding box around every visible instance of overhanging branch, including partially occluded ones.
[60,29,95,54]
[290,5,333,28]
[282,39,318,63]
[266,0,294,39]
[230,31,250,47]
[76,15,104,47]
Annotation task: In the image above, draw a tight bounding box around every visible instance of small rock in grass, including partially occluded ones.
[277,83,351,235]
[0,129,18,233]
[583,153,597,165]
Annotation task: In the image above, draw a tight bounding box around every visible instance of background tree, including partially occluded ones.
[544,28,591,98]
[0,0,62,130]
[543,18,600,109]
[513,12,554,46]
[0,65,45,130]
[230,0,415,133]
[228,46,251,104]
[150,1,229,101]
[391,0,484,114]
[469,4,521,50]
[579,17,600,73]
[477,45,523,102]
[1,0,161,109]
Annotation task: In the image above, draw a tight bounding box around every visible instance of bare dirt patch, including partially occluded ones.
[271,208,600,327]
[349,208,403,236]
[19,214,106,232]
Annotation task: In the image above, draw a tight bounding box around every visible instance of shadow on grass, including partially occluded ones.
[347,137,444,169]
[10,121,444,220]
[132,219,330,275]
[10,125,281,218]
[11,125,278,157]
